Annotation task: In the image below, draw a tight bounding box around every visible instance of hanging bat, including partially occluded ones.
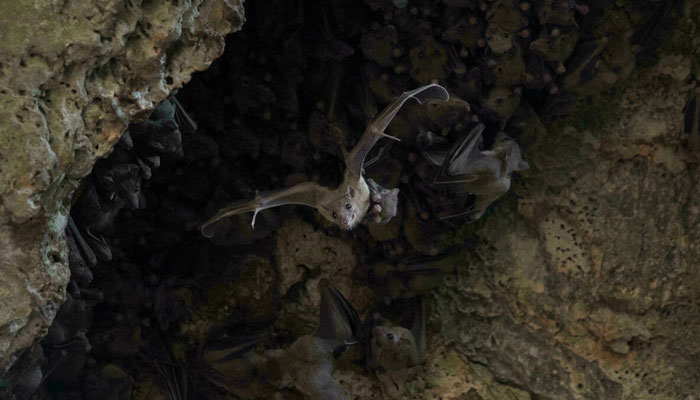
[369,297,425,372]
[201,83,449,237]
[265,279,360,399]
[422,123,530,220]
[368,297,425,398]
[202,280,361,399]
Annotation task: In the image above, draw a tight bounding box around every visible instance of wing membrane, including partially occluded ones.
[201,182,331,237]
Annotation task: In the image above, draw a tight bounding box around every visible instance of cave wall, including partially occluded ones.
[0,0,244,371]
[2,0,700,398]
[428,43,700,400]
[249,6,700,400]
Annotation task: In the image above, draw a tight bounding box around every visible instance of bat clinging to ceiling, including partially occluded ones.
[202,280,361,399]
[201,83,449,237]
[370,297,425,372]
[369,297,426,398]
[421,123,529,220]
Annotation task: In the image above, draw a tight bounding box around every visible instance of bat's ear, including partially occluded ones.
[517,160,530,171]
[346,185,356,199]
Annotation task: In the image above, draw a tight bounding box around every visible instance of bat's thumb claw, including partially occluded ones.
[383,133,401,142]
[251,209,259,229]
[201,227,214,238]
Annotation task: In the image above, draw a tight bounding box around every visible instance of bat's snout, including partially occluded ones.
[373,326,387,337]
[340,212,356,229]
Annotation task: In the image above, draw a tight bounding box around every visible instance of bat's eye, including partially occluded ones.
[387,333,394,340]
[332,212,337,219]
[344,203,352,210]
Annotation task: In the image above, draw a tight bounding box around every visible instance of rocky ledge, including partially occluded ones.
[0,0,244,371]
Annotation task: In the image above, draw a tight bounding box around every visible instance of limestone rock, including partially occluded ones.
[0,0,245,371]
[432,57,700,400]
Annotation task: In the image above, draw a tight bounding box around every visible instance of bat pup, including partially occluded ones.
[201,84,449,237]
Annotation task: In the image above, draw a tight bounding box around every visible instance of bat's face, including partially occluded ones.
[371,326,416,370]
[320,186,363,230]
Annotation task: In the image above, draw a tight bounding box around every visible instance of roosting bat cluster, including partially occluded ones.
[2,0,680,399]
[2,99,195,399]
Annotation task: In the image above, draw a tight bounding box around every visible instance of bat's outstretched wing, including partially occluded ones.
[347,84,450,178]
[316,280,361,352]
[201,182,332,237]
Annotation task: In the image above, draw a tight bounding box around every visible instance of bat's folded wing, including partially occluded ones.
[201,182,331,237]
[435,123,503,184]
[316,280,361,353]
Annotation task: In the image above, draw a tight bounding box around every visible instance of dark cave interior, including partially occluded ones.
[1,0,683,398]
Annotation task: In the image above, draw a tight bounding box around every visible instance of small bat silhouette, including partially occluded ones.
[201,84,449,236]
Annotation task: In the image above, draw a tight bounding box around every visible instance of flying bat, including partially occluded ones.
[201,84,449,237]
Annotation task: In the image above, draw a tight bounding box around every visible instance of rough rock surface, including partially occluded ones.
[263,9,700,400]
[0,0,244,371]
[430,54,700,399]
